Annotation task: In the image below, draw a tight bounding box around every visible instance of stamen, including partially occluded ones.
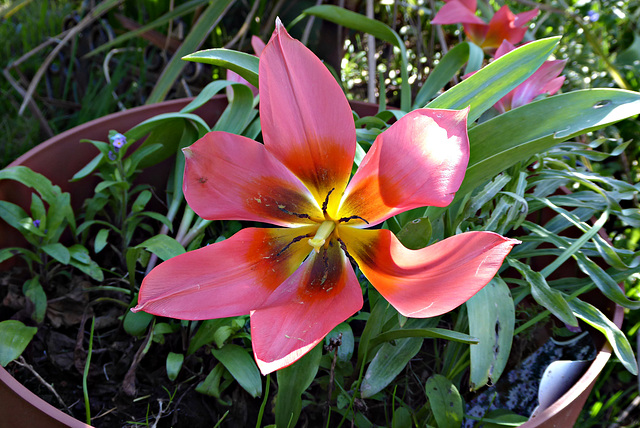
[277,205,311,220]
[308,220,336,253]
[276,233,312,257]
[337,238,359,269]
[321,188,335,215]
[338,215,369,224]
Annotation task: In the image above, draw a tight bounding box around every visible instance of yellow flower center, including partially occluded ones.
[308,220,336,253]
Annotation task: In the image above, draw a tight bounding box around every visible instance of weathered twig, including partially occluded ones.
[14,356,70,413]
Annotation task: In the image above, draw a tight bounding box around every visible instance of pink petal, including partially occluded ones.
[183,131,324,227]
[251,35,266,56]
[338,108,470,227]
[259,19,356,209]
[133,226,316,319]
[432,0,485,25]
[250,242,362,374]
[514,9,540,27]
[509,60,566,109]
[340,228,519,317]
[494,39,516,59]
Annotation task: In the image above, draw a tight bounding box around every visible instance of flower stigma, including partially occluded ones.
[308,220,336,253]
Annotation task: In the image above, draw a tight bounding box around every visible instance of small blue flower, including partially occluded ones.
[33,219,41,228]
[108,151,117,161]
[110,132,126,149]
[587,10,600,22]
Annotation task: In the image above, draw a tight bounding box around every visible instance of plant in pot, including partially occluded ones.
[1,4,640,427]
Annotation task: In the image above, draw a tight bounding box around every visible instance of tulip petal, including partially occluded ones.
[432,0,485,25]
[259,19,356,209]
[510,60,566,108]
[183,131,324,226]
[251,35,266,56]
[250,242,362,374]
[134,226,316,319]
[339,108,469,227]
[483,6,537,49]
[340,227,519,318]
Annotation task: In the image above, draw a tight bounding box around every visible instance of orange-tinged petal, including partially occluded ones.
[483,6,538,49]
[250,242,362,374]
[340,227,519,318]
[133,226,316,319]
[183,131,324,227]
[432,0,485,25]
[259,19,356,208]
[339,108,469,227]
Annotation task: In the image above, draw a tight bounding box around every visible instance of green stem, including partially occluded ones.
[83,316,95,424]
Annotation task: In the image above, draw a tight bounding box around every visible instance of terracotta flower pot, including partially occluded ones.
[0,97,621,427]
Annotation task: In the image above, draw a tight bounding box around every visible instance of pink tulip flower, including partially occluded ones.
[226,35,266,96]
[134,20,518,375]
[432,0,538,50]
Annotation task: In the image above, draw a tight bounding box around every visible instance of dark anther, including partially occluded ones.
[198,177,208,184]
[337,238,359,269]
[276,234,311,257]
[277,205,311,220]
[338,215,369,224]
[322,188,335,215]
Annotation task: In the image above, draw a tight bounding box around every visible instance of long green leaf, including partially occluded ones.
[212,344,262,398]
[413,42,483,109]
[303,4,411,111]
[508,259,578,327]
[569,298,638,375]
[425,374,464,428]
[466,277,514,390]
[147,0,235,103]
[427,37,561,122]
[276,343,322,428]
[183,49,259,88]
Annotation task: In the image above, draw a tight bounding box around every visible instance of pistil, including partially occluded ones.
[308,220,336,253]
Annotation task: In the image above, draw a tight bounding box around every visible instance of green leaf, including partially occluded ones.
[183,49,259,88]
[196,362,226,398]
[68,245,103,281]
[180,81,233,114]
[569,298,638,375]
[94,229,109,253]
[213,84,255,135]
[0,320,37,366]
[360,336,422,398]
[136,235,185,261]
[23,276,46,323]
[131,190,152,213]
[0,247,39,264]
[427,37,561,122]
[29,193,46,225]
[396,217,432,249]
[124,143,163,175]
[303,4,411,111]
[46,192,74,242]
[414,42,483,108]
[71,154,103,182]
[41,243,71,265]
[146,0,235,103]
[368,327,477,350]
[276,343,322,428]
[425,374,463,428]
[123,309,154,336]
[0,200,30,232]
[212,344,262,398]
[166,352,184,381]
[508,259,578,327]
[460,89,640,199]
[466,278,514,390]
[0,166,60,203]
[325,322,355,364]
[392,406,412,428]
[187,318,244,355]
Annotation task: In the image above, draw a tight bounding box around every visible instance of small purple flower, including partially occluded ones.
[33,219,41,228]
[586,10,600,22]
[108,151,117,161]
[110,132,126,150]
